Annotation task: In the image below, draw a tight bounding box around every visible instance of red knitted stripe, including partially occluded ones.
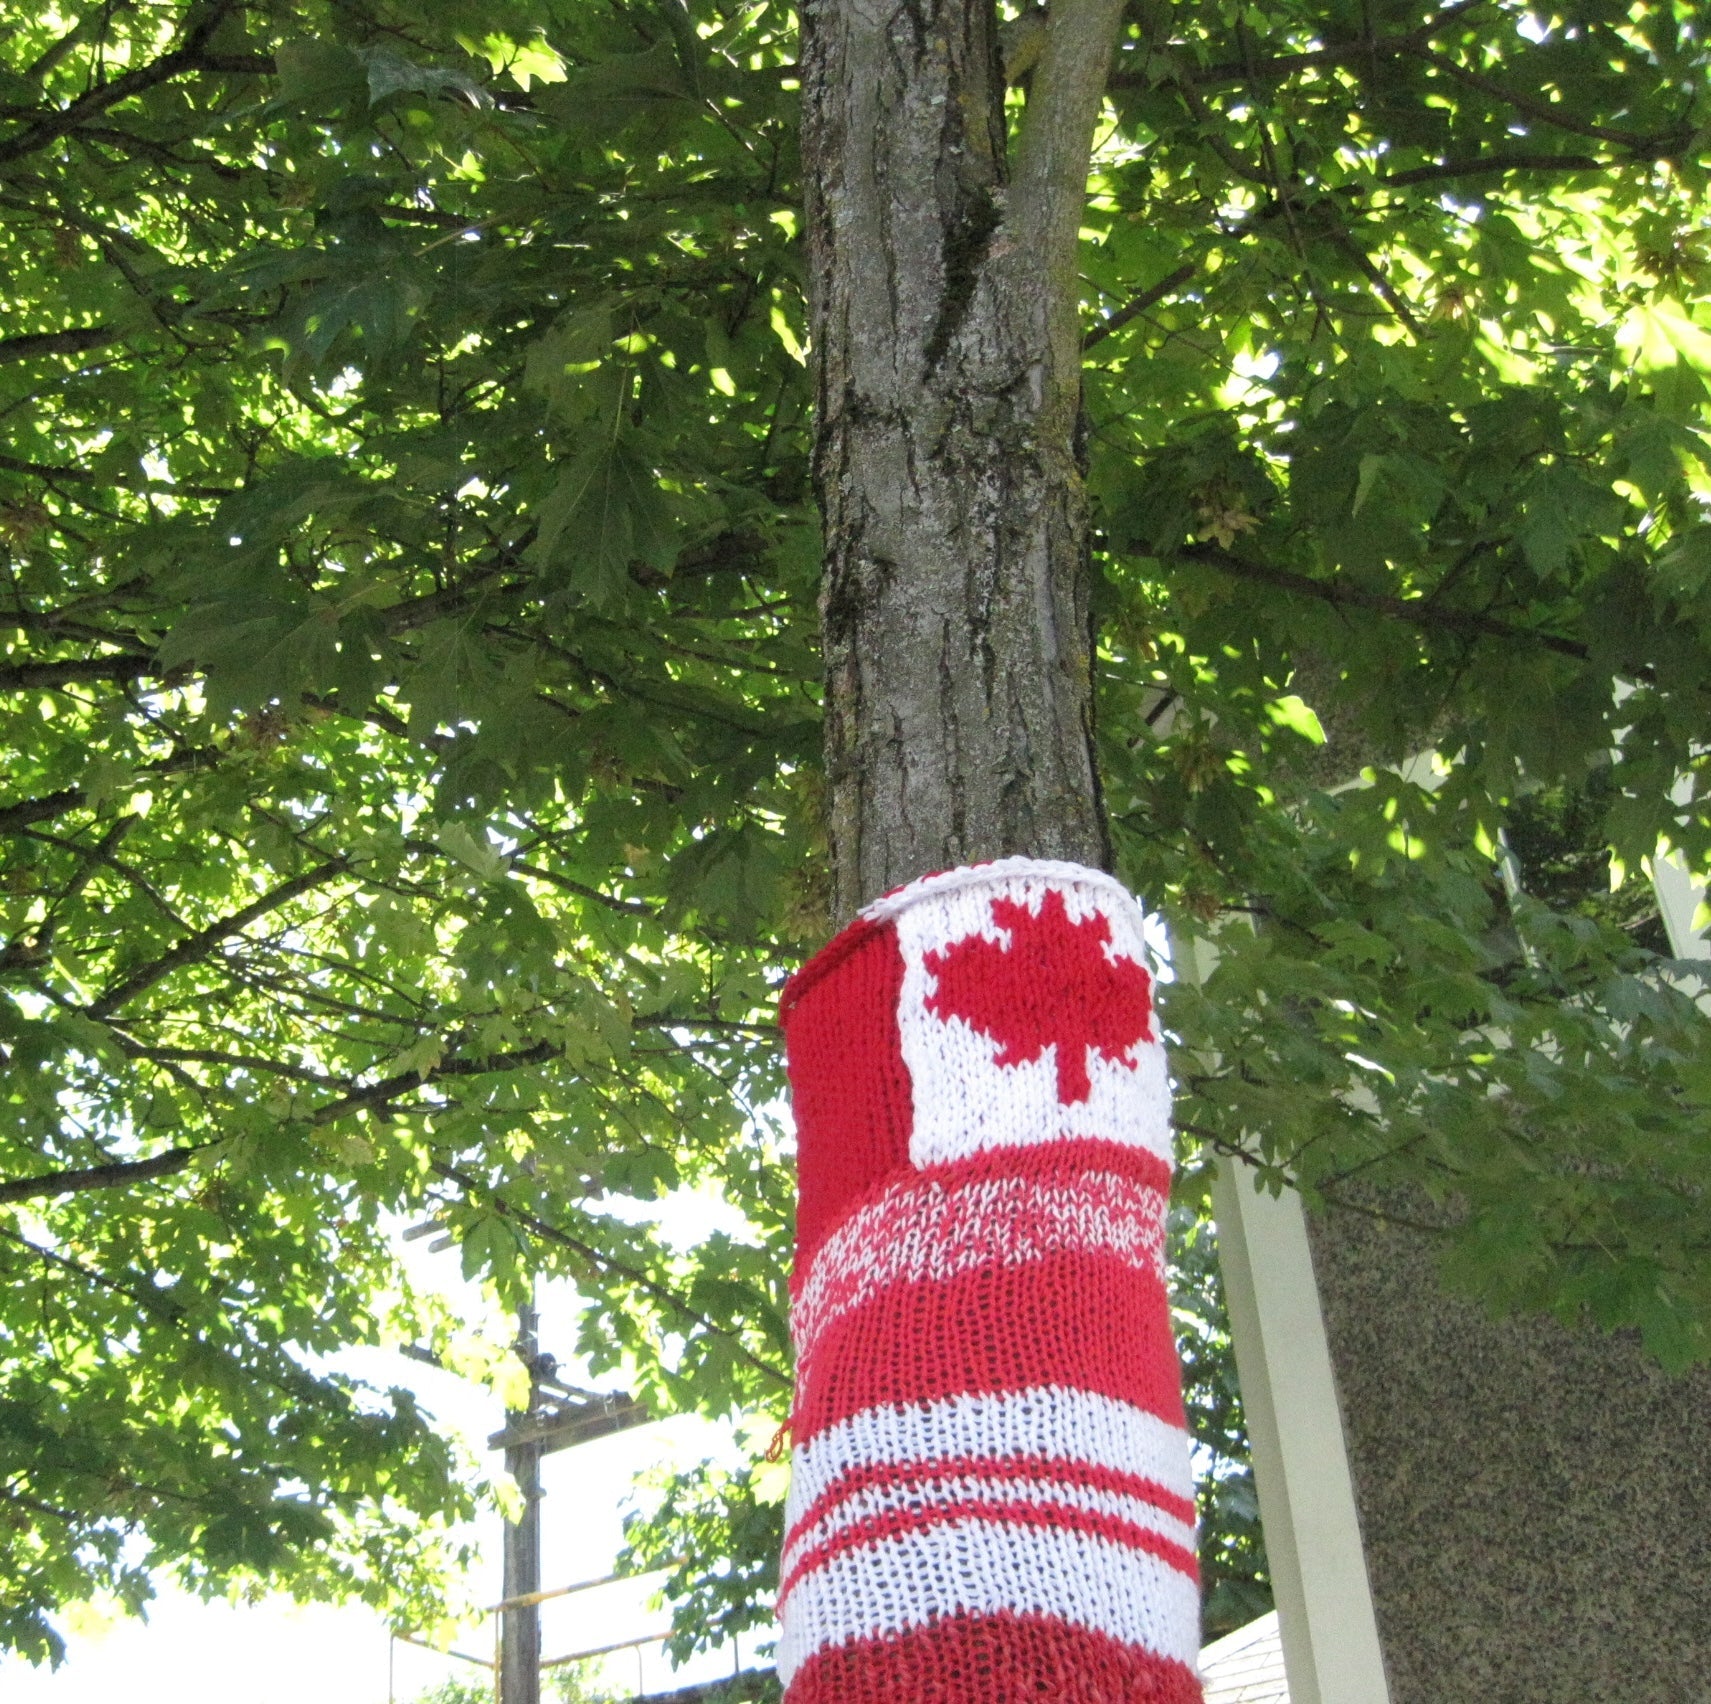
[791,1136,1172,1305]
[913,1134,1173,1197]
[785,1452,1199,1555]
[792,1249,1185,1444]
[779,1495,1199,1606]
[793,1162,1167,1357]
[780,910,891,1016]
[783,1609,1205,1704]
[782,915,912,1266]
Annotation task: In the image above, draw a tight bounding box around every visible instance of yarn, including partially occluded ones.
[779,859,1202,1702]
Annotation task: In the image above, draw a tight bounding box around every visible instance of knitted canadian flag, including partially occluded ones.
[777,859,1202,1703]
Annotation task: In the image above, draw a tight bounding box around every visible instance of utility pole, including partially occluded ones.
[500,1299,542,1704]
[400,1218,652,1702]
[480,1284,650,1704]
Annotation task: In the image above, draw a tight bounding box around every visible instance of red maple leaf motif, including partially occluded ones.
[923,890,1155,1104]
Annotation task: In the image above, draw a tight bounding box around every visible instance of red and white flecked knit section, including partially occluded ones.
[779,859,1202,1703]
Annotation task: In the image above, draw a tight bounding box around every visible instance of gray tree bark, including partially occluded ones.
[800,0,1127,920]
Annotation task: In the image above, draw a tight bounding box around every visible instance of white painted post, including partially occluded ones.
[1653,843,1709,960]
[1212,1165,1391,1704]
[1173,926,1389,1702]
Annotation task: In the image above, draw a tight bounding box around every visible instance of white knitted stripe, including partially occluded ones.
[785,1386,1194,1538]
[774,1515,1205,1685]
[858,856,1146,928]
[885,865,1173,1170]
[781,1469,1199,1589]
[791,1166,1167,1357]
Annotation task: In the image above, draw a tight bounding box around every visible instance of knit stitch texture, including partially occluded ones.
[779,859,1202,1702]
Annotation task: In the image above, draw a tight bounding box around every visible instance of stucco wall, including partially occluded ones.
[1305,1200,1711,1702]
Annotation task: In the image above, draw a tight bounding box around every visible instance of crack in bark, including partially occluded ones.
[923,183,1005,373]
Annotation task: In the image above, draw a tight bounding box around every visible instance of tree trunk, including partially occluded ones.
[800,0,1125,920]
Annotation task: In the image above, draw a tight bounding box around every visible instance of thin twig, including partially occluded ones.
[429,1160,791,1387]
[89,860,350,1019]
[1410,46,1692,155]
[1082,262,1198,350]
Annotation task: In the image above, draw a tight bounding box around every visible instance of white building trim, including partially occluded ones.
[1212,1165,1390,1704]
[1203,835,1703,1704]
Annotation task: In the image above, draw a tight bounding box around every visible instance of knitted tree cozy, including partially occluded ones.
[777,859,1202,1703]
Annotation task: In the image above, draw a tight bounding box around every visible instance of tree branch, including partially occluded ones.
[1409,47,1693,155]
[0,653,168,692]
[1378,149,1605,188]
[0,746,217,838]
[25,18,94,83]
[510,860,659,919]
[0,1222,188,1318]
[1178,543,1590,659]
[0,451,233,499]
[308,1040,560,1125]
[0,1486,78,1524]
[89,860,350,1019]
[429,1160,791,1387]
[120,1042,337,1086]
[0,327,120,365]
[1327,225,1423,339]
[1011,0,1133,383]
[1083,261,1198,350]
[1110,0,1488,89]
[0,786,84,835]
[0,1143,211,1207]
[22,821,181,925]
[0,3,247,168]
